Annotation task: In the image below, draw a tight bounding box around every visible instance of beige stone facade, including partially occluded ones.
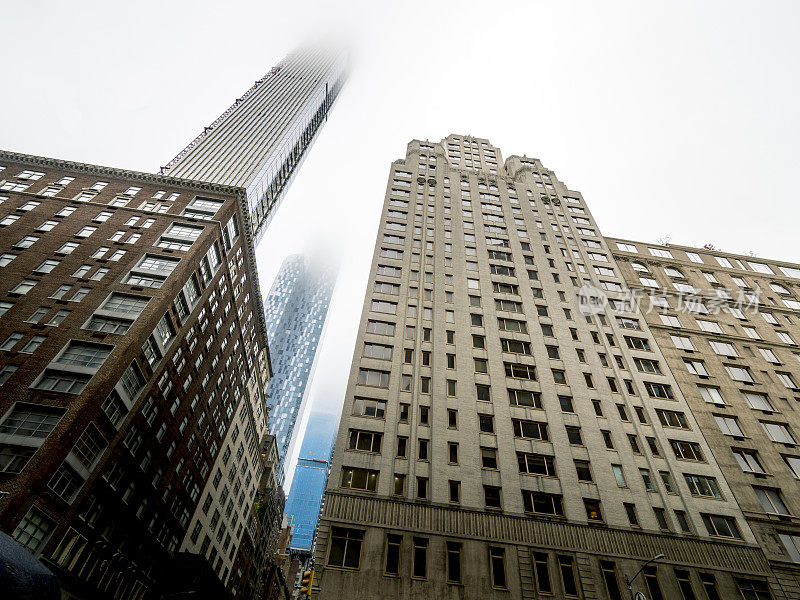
[314,136,798,599]
[610,238,800,596]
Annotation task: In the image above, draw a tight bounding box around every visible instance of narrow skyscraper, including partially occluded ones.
[264,255,337,478]
[313,136,794,599]
[162,47,347,243]
[283,411,338,553]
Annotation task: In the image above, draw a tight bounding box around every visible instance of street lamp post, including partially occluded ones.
[624,553,665,600]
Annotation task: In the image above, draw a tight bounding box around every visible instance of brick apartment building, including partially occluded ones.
[0,151,273,599]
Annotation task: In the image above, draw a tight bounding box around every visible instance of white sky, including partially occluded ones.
[3,0,799,487]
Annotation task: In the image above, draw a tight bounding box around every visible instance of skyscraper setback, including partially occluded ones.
[263,255,337,477]
[313,135,800,599]
[163,47,347,244]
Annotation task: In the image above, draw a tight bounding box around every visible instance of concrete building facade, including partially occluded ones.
[314,136,793,599]
[0,151,272,599]
[610,238,800,595]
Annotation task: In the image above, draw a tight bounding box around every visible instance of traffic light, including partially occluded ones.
[299,569,314,596]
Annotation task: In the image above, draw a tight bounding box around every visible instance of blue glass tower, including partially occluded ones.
[284,412,338,552]
[263,255,337,479]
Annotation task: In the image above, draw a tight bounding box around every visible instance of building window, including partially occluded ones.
[624,503,639,526]
[484,485,502,509]
[601,561,624,600]
[32,369,91,394]
[353,397,386,419]
[392,474,405,496]
[347,429,382,454]
[779,533,800,563]
[0,364,16,386]
[533,552,553,594]
[701,514,741,538]
[384,534,402,576]
[736,579,772,600]
[670,440,704,462]
[119,361,145,400]
[340,467,378,492]
[754,486,791,515]
[517,452,556,476]
[19,335,45,354]
[734,449,766,474]
[489,546,507,589]
[643,566,665,600]
[358,368,389,388]
[412,537,428,579]
[71,424,107,470]
[48,462,84,503]
[12,506,55,554]
[559,555,580,597]
[584,499,603,522]
[327,527,363,570]
[522,491,564,516]
[449,480,460,503]
[446,541,462,584]
[101,391,128,428]
[684,474,722,499]
[0,332,23,351]
[761,422,796,444]
[100,292,150,316]
[56,341,112,369]
[85,316,132,335]
[157,223,204,250]
[11,279,37,295]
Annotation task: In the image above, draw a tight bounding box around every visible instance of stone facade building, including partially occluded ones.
[314,136,796,599]
[610,238,800,596]
[0,151,272,599]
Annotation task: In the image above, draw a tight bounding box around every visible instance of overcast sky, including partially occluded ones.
[3,0,798,487]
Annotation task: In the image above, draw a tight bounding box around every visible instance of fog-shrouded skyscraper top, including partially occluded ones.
[264,254,337,480]
[162,46,347,243]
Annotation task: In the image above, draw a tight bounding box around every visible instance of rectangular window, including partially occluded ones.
[357,369,389,388]
[327,527,363,569]
[340,467,378,492]
[489,547,507,589]
[384,534,402,575]
[761,422,796,444]
[517,452,556,476]
[412,537,428,579]
[559,555,580,597]
[754,486,790,515]
[11,507,55,554]
[446,541,462,583]
[702,514,741,538]
[522,491,564,516]
[533,552,553,594]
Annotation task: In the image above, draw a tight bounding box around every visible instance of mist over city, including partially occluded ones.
[0,2,798,599]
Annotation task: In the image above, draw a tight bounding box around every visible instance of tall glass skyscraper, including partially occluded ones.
[283,412,339,553]
[264,255,337,478]
[162,46,347,243]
